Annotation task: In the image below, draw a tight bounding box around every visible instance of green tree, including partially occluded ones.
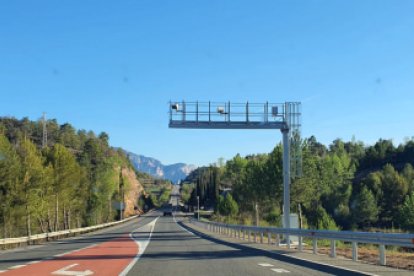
[380,164,408,226]
[217,194,239,217]
[352,186,378,228]
[399,192,414,231]
[48,144,82,230]
[16,137,44,237]
[0,134,20,238]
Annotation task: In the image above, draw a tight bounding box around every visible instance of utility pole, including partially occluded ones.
[197,196,200,221]
[255,202,259,227]
[42,112,47,148]
[119,168,124,221]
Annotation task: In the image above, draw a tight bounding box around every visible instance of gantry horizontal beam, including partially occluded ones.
[169,120,287,130]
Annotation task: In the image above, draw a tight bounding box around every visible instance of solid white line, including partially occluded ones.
[258,263,274,267]
[9,265,27,270]
[279,253,379,276]
[186,222,379,276]
[119,217,159,276]
[173,213,195,236]
[271,268,290,273]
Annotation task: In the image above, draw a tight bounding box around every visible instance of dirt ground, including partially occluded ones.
[314,246,414,271]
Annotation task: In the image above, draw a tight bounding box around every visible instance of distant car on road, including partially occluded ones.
[163,203,173,216]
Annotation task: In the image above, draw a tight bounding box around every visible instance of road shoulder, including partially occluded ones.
[181,219,413,276]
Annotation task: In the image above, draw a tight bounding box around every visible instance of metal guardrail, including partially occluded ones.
[0,216,138,246]
[190,219,414,266]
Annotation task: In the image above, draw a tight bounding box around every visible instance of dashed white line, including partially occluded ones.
[27,260,41,265]
[258,263,274,267]
[271,268,290,273]
[9,264,27,270]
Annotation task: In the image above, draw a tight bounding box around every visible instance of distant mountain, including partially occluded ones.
[125,151,196,184]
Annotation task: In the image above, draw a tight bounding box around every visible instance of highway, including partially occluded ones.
[0,188,366,275]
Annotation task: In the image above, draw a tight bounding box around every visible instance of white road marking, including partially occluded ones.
[278,253,379,276]
[173,213,195,236]
[52,263,94,276]
[9,265,27,270]
[0,270,7,273]
[119,217,159,276]
[258,263,274,267]
[27,260,41,265]
[271,268,290,273]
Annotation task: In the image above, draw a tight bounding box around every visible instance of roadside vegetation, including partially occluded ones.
[0,117,142,239]
[182,136,414,233]
[139,180,172,208]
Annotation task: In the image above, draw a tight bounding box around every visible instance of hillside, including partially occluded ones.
[182,137,414,232]
[0,116,145,239]
[125,151,196,184]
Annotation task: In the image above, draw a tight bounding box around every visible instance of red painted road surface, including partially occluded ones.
[3,234,139,276]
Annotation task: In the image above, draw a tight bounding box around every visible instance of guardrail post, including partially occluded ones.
[238,229,240,239]
[254,232,257,243]
[243,230,245,240]
[313,239,317,254]
[379,244,386,265]
[298,236,303,252]
[330,240,336,258]
[268,232,271,245]
[275,234,280,247]
[260,232,263,243]
[352,242,358,261]
[248,230,251,242]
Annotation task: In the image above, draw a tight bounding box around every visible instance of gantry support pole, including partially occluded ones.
[282,103,291,248]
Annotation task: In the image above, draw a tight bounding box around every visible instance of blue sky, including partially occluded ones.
[1,1,413,166]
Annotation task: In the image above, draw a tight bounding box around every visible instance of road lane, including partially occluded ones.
[126,213,350,276]
[0,203,369,275]
[0,214,157,275]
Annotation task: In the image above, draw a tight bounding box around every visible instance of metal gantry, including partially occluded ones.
[168,101,301,246]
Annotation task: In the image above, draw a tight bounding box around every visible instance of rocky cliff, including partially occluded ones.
[125,151,196,184]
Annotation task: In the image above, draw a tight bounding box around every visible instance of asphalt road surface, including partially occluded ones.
[0,188,366,275]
